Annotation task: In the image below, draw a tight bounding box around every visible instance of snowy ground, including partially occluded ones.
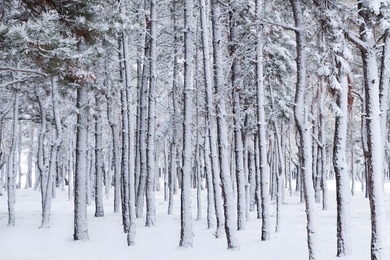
[1,180,389,260]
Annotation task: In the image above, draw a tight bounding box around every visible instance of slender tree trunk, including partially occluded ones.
[107,92,121,213]
[229,3,246,230]
[145,0,157,227]
[290,0,319,258]
[211,0,238,249]
[200,0,225,238]
[319,78,328,210]
[333,72,351,256]
[7,92,18,227]
[255,0,271,241]
[41,78,63,228]
[136,0,152,218]
[74,85,89,241]
[26,122,34,189]
[94,93,104,217]
[179,0,194,247]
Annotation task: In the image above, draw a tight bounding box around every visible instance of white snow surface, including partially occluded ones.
[1,180,390,260]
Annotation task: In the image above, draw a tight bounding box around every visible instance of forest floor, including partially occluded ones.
[0,180,389,260]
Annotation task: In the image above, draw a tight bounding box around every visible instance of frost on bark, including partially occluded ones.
[345,4,388,259]
[179,0,194,247]
[136,0,152,219]
[94,93,104,218]
[74,85,89,241]
[106,92,121,213]
[289,0,319,258]
[229,1,246,231]
[7,92,18,227]
[255,0,271,241]
[40,77,63,228]
[211,0,239,249]
[349,8,387,260]
[145,0,157,227]
[333,72,351,256]
[200,0,225,238]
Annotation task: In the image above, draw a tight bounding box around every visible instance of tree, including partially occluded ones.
[179,0,194,248]
[289,0,319,258]
[345,2,388,258]
[211,0,239,249]
[255,0,271,241]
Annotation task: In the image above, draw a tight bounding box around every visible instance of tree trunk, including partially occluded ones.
[94,93,104,218]
[289,0,319,258]
[179,0,194,247]
[255,0,271,241]
[145,0,157,227]
[333,72,351,256]
[7,92,18,227]
[211,0,238,249]
[73,85,89,241]
[229,3,246,231]
[200,0,225,238]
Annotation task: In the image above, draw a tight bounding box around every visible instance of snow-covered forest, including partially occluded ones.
[0,0,389,259]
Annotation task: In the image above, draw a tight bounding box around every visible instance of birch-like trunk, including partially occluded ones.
[229,3,246,230]
[168,0,179,216]
[333,72,351,256]
[145,0,157,227]
[7,92,18,227]
[211,0,238,249]
[41,78,63,228]
[179,0,194,247]
[136,0,151,218]
[73,85,89,241]
[107,92,121,213]
[200,0,225,238]
[319,79,328,210]
[255,0,271,241]
[289,0,319,258]
[94,93,104,218]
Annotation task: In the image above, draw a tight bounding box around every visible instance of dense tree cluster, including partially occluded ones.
[0,0,389,259]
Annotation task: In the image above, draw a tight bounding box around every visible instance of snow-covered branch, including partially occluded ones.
[260,19,299,32]
[0,67,48,77]
[344,31,367,50]
[0,76,41,88]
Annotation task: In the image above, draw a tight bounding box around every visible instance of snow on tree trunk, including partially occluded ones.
[7,92,18,227]
[94,93,104,218]
[127,85,137,246]
[319,79,328,211]
[345,5,388,258]
[74,85,89,241]
[333,73,351,256]
[145,0,157,227]
[136,0,152,219]
[168,0,179,216]
[107,93,121,213]
[179,0,194,247]
[211,0,239,249]
[200,0,225,238]
[204,130,216,229]
[380,29,390,182]
[229,5,246,231]
[41,77,63,228]
[26,122,34,189]
[364,51,388,260]
[289,0,319,258]
[255,0,271,241]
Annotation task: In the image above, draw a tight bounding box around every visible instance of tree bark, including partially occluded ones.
[179,0,194,247]
[73,85,89,241]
